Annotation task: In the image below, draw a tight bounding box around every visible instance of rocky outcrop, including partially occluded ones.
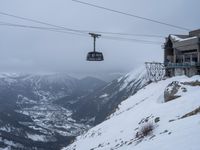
[164,81,181,102]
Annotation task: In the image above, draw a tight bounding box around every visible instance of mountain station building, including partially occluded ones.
[164,29,200,77]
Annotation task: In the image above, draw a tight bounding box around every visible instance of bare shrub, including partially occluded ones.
[135,122,154,139]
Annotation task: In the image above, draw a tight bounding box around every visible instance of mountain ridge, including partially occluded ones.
[56,66,150,125]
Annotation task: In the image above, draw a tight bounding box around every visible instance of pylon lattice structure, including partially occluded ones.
[145,62,165,82]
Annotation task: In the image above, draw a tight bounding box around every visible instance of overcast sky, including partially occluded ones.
[0,0,199,76]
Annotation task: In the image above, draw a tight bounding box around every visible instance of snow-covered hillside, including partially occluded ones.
[69,66,149,125]
[63,75,200,150]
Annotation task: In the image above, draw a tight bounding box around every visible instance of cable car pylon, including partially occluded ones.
[87,33,104,61]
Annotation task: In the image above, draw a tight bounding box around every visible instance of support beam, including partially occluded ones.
[173,49,177,63]
[89,33,101,52]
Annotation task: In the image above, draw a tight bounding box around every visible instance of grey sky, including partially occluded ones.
[0,0,199,75]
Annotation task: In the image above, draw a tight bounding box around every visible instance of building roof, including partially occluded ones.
[170,34,197,42]
[164,29,200,50]
[165,34,199,50]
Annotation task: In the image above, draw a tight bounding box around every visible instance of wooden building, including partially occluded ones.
[164,29,200,77]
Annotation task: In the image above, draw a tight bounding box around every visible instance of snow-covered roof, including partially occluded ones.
[169,34,198,42]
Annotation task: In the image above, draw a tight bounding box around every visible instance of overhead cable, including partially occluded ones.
[72,0,191,31]
[0,11,164,38]
[0,21,162,44]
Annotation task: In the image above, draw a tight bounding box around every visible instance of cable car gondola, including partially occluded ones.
[87,33,104,61]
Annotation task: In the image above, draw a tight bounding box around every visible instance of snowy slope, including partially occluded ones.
[117,66,149,92]
[63,75,200,150]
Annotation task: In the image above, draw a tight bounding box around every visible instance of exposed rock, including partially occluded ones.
[181,106,200,119]
[154,117,160,123]
[181,80,200,86]
[164,81,181,102]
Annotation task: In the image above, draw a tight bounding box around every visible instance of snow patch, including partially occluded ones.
[99,94,108,98]
[170,35,197,42]
[27,133,46,142]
